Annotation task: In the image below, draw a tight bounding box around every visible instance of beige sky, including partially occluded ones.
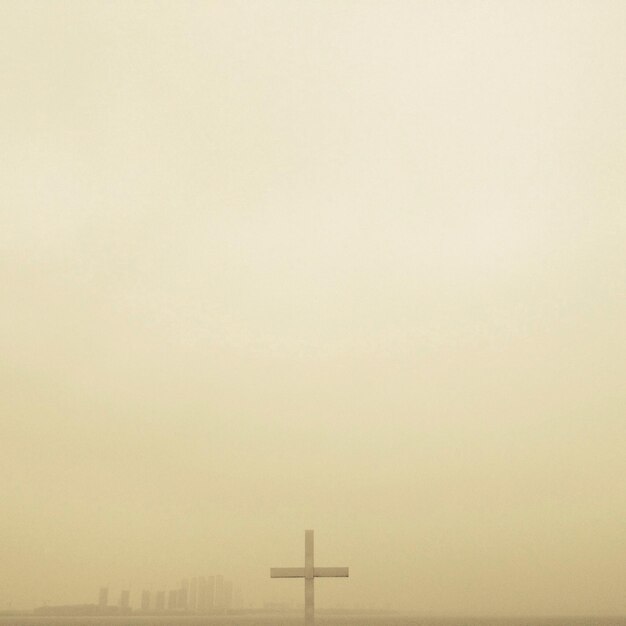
[1,0,625,615]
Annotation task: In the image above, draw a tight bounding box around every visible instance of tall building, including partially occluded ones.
[189,577,197,611]
[177,578,188,610]
[214,575,225,612]
[196,577,207,612]
[98,587,108,608]
[141,590,151,611]
[206,575,215,611]
[167,589,177,610]
[119,589,130,609]
[155,590,165,611]
[224,580,233,612]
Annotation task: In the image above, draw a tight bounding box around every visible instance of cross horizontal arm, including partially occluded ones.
[270,568,305,578]
[314,567,349,578]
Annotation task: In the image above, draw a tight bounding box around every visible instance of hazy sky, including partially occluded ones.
[1,0,625,615]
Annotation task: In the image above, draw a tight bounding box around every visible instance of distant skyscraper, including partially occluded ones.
[177,578,188,610]
[215,575,226,612]
[119,589,130,609]
[155,590,165,611]
[141,590,151,611]
[189,577,197,611]
[196,577,206,612]
[167,589,177,610]
[214,575,225,612]
[206,575,215,611]
[224,580,233,611]
[98,587,108,608]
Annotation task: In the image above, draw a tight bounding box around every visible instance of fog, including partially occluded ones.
[1,0,624,616]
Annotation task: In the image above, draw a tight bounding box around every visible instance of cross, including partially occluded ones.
[270,529,349,626]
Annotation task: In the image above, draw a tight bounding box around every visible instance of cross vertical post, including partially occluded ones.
[271,530,348,626]
[305,529,314,625]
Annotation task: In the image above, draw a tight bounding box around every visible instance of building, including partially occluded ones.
[119,589,130,609]
[98,587,108,608]
[214,575,225,612]
[141,590,151,611]
[208,575,216,611]
[167,589,177,610]
[189,577,197,611]
[177,578,188,610]
[196,577,208,612]
[224,580,233,611]
[155,591,165,611]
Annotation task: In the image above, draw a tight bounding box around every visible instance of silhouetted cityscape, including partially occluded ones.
[32,575,241,617]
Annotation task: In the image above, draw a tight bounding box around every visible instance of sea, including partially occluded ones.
[0,617,624,626]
